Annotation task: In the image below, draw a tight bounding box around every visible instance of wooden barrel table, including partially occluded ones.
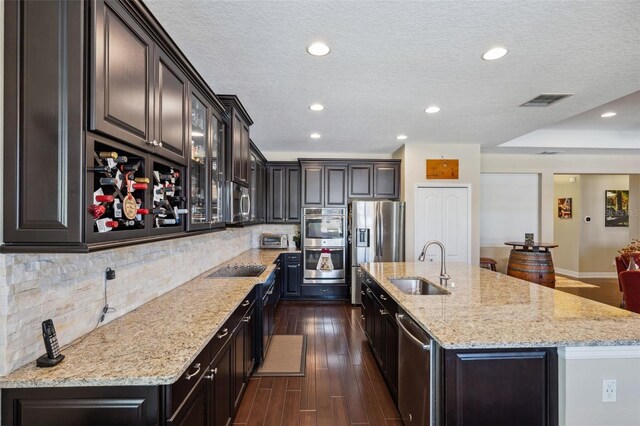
[505,242,558,288]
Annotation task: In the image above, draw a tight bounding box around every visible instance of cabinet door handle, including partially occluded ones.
[366,278,371,284]
[361,290,365,295]
[184,363,201,380]
[361,315,365,320]
[379,309,388,316]
[380,294,387,301]
[242,316,251,322]
[204,367,218,380]
[241,300,250,307]
[217,328,229,339]
[321,288,329,292]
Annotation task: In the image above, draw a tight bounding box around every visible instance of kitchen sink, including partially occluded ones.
[388,277,450,295]
[207,264,267,278]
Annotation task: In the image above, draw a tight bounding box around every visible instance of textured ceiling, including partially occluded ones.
[145,0,640,154]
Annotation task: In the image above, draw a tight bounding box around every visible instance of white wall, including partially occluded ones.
[579,175,630,274]
[395,143,481,263]
[553,175,582,273]
[482,154,640,269]
[558,347,640,426]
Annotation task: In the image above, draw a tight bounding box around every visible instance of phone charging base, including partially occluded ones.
[36,353,65,368]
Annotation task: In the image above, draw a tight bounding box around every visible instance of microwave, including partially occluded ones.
[260,233,288,249]
[226,182,250,224]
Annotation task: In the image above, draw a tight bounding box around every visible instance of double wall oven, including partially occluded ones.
[302,208,346,284]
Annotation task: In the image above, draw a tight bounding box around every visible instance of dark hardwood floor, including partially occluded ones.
[556,276,623,308]
[234,301,401,426]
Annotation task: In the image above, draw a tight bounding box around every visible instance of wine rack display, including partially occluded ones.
[89,142,149,234]
[152,161,186,228]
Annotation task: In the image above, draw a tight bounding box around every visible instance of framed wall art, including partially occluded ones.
[605,190,629,227]
[557,198,572,219]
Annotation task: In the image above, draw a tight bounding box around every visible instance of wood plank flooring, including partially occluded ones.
[556,276,623,308]
[234,301,401,426]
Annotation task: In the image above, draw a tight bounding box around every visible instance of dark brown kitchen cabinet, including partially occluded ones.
[267,162,300,223]
[154,49,189,163]
[279,253,302,299]
[300,162,348,207]
[361,271,398,401]
[91,0,188,165]
[168,377,208,426]
[211,337,233,426]
[348,161,400,199]
[232,301,256,412]
[249,143,267,223]
[219,95,253,187]
[443,348,557,426]
[3,0,85,247]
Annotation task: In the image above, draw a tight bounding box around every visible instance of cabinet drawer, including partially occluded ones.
[166,345,210,417]
[283,253,301,263]
[229,287,257,327]
[301,285,349,299]
[363,274,397,316]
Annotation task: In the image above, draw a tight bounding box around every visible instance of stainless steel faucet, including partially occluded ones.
[418,240,450,285]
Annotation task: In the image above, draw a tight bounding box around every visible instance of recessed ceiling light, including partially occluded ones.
[482,47,508,61]
[425,106,440,114]
[396,135,408,140]
[192,131,204,137]
[601,112,617,118]
[310,133,321,139]
[307,42,330,56]
[309,104,324,111]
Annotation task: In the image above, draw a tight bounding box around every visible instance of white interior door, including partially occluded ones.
[415,186,470,264]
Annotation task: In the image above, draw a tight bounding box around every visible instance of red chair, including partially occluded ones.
[619,270,640,314]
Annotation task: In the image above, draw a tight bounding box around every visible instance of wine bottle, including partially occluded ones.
[158,171,180,180]
[119,162,140,172]
[118,219,136,227]
[131,183,148,191]
[157,218,177,225]
[98,151,118,159]
[134,177,150,183]
[88,204,106,219]
[100,177,117,186]
[87,166,112,173]
[151,207,166,215]
[137,208,149,215]
[167,195,187,203]
[95,195,114,203]
[174,208,188,215]
[113,156,128,163]
[104,220,119,229]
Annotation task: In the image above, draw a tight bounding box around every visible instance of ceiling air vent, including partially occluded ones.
[538,151,563,155]
[520,94,572,107]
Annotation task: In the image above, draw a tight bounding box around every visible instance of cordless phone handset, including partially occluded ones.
[42,319,60,358]
[36,319,65,367]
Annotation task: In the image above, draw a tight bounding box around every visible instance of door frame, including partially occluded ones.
[414,183,473,264]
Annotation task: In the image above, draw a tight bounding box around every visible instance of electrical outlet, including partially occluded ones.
[602,379,616,402]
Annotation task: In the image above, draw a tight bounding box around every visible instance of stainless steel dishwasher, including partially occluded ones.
[396,313,433,425]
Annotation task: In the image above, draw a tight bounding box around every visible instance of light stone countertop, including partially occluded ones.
[0,249,299,388]
[361,261,640,349]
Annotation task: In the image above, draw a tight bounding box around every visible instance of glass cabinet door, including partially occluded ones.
[210,114,223,224]
[190,94,208,227]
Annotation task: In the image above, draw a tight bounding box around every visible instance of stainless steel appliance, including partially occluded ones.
[260,233,288,249]
[226,182,250,224]
[303,208,346,247]
[302,207,347,284]
[302,246,346,284]
[397,313,433,425]
[350,200,405,304]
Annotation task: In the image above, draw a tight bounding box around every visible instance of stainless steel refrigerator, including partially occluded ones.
[350,200,405,304]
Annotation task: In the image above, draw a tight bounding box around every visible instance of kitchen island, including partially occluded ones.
[359,261,640,426]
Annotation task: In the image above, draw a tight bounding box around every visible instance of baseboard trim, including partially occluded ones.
[558,346,640,360]
[555,268,616,279]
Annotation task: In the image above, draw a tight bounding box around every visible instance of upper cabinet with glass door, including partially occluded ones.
[188,91,208,230]
[210,111,224,225]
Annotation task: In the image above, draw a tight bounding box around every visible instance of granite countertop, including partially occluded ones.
[0,248,297,389]
[361,262,640,350]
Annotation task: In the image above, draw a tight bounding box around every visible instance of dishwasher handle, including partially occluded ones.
[396,314,430,351]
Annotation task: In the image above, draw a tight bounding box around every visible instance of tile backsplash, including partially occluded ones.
[0,224,298,376]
